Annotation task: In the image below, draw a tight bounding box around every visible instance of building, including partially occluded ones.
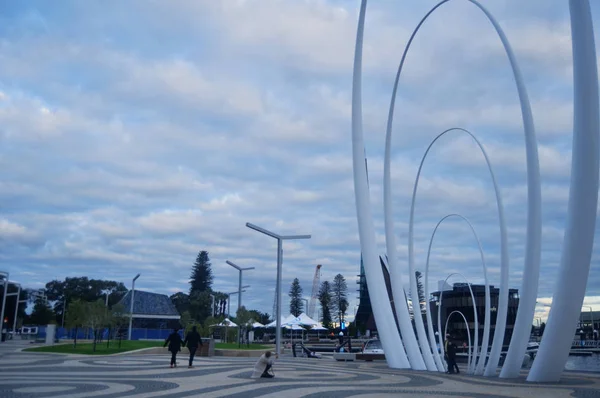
[119,290,181,330]
[354,255,398,334]
[430,283,520,346]
[578,310,600,331]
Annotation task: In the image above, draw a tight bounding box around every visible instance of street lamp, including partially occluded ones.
[246,222,311,356]
[128,273,141,340]
[5,283,21,335]
[226,261,255,316]
[583,305,594,330]
[210,294,215,317]
[300,298,308,314]
[227,287,249,317]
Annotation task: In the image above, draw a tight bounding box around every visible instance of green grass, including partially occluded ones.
[24,340,272,355]
[215,343,271,350]
[24,340,163,355]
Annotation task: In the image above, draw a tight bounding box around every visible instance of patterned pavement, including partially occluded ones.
[1,340,600,397]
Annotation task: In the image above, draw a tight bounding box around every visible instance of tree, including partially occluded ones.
[109,303,128,349]
[65,300,87,348]
[211,291,229,317]
[170,292,191,315]
[288,278,303,317]
[45,277,127,324]
[539,322,546,336]
[189,290,212,324]
[189,250,213,294]
[84,300,109,353]
[331,274,349,324]
[415,271,426,313]
[248,310,270,325]
[29,296,55,326]
[318,281,333,329]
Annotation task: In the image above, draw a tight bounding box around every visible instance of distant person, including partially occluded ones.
[183,326,203,369]
[251,351,277,378]
[164,328,183,368]
[446,340,459,374]
[594,329,598,342]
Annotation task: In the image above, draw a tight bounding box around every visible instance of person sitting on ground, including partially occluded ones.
[164,327,183,368]
[183,325,203,369]
[251,351,277,378]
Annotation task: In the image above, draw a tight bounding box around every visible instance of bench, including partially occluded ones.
[333,352,356,361]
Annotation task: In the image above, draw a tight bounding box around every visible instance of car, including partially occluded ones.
[362,339,384,354]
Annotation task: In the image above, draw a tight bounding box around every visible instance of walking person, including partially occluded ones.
[183,325,203,369]
[251,351,277,378]
[164,327,183,368]
[446,340,460,374]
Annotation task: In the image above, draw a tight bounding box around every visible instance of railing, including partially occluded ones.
[572,340,600,348]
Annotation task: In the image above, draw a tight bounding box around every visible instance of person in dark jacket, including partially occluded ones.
[183,325,203,368]
[446,340,460,374]
[164,328,183,368]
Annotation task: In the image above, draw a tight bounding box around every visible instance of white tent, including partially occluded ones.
[266,314,300,328]
[311,323,328,331]
[283,314,303,326]
[297,313,318,326]
[284,324,305,330]
[210,318,238,328]
[251,321,265,328]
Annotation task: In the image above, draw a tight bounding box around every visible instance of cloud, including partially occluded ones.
[0,0,598,322]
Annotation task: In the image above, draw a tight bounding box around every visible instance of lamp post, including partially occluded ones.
[0,271,9,340]
[300,298,308,315]
[246,222,311,356]
[128,274,141,340]
[227,261,255,346]
[61,296,67,328]
[11,283,21,334]
[227,287,249,317]
[226,261,255,317]
[210,294,215,317]
[583,305,594,330]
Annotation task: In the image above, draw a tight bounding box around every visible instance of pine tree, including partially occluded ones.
[189,251,213,294]
[288,278,303,316]
[331,274,349,324]
[29,297,55,325]
[318,281,333,328]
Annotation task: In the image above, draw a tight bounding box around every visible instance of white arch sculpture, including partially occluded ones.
[444,310,473,373]
[352,0,598,382]
[527,1,600,382]
[424,213,491,375]
[411,127,498,373]
[437,273,478,374]
[382,0,541,377]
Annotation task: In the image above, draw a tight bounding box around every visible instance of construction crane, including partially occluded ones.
[308,264,322,320]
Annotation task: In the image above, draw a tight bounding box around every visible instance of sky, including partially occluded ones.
[1,0,599,323]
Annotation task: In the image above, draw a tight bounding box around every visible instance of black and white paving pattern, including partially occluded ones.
[1,340,600,397]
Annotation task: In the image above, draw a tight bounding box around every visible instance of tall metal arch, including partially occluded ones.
[436,273,478,374]
[444,310,473,373]
[382,0,541,376]
[424,213,491,375]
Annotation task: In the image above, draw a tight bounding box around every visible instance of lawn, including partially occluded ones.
[24,340,163,355]
[215,343,271,350]
[24,340,272,355]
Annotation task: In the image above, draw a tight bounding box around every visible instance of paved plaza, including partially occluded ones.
[1,340,600,397]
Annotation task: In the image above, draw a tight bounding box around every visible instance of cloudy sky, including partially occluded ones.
[1,0,599,322]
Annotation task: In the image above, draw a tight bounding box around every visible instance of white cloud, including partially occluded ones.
[0,0,597,319]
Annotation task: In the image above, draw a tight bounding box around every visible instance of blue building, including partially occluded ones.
[119,290,181,331]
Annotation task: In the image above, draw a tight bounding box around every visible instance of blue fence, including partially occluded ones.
[33,327,176,341]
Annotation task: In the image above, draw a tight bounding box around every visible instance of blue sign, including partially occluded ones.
[341,322,346,330]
